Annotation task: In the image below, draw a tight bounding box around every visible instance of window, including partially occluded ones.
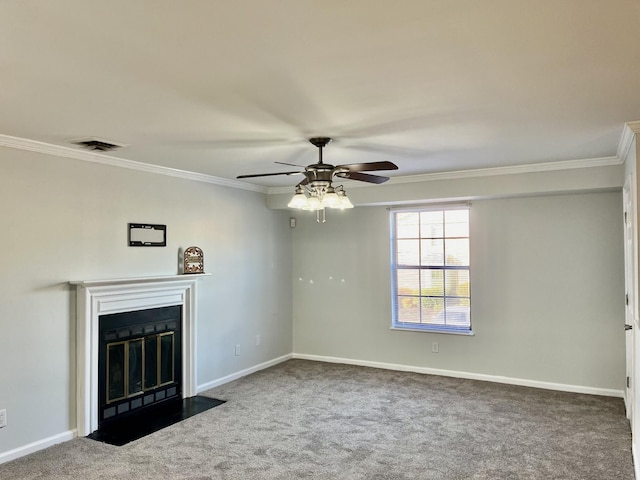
[390,205,472,334]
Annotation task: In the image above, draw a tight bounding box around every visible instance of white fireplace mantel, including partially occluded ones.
[71,273,210,436]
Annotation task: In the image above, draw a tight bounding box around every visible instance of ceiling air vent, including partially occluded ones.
[70,137,126,152]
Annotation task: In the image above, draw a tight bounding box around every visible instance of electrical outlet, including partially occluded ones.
[0,409,7,428]
[432,341,439,353]
[256,334,261,346]
[235,344,240,356]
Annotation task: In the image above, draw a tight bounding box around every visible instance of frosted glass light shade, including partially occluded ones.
[337,191,354,209]
[288,192,308,209]
[303,195,323,211]
[322,191,341,209]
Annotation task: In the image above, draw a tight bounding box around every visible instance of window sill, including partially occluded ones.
[390,325,475,336]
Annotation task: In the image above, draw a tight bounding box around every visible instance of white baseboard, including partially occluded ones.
[0,429,76,465]
[634,440,639,480]
[292,353,625,398]
[0,352,624,467]
[197,353,293,393]
[0,354,292,465]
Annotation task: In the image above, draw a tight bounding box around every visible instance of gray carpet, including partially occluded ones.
[0,359,634,479]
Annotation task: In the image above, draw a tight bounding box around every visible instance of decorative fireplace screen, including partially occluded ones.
[98,305,182,427]
[106,331,175,403]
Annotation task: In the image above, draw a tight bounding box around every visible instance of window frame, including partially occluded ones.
[390,204,473,335]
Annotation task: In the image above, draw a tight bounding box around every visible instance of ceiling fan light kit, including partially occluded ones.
[238,137,397,223]
[288,184,354,211]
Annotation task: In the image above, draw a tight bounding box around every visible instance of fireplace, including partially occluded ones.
[98,305,182,428]
[72,274,209,437]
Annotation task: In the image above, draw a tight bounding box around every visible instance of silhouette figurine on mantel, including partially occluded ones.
[183,246,204,274]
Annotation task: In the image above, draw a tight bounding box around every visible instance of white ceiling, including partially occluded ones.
[1,0,639,188]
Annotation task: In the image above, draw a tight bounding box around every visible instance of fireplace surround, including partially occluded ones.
[71,274,209,437]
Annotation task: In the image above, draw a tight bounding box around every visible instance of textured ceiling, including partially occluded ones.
[1,0,639,187]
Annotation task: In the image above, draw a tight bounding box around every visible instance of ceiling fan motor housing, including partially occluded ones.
[308,137,332,149]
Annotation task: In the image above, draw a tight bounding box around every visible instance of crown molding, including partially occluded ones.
[0,132,625,197]
[384,155,622,186]
[267,155,622,195]
[0,134,267,194]
[617,121,640,162]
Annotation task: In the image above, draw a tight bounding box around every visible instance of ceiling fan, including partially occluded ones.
[237,137,398,215]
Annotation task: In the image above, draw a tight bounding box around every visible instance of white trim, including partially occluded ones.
[267,156,622,195]
[72,274,209,436]
[379,156,621,186]
[0,353,624,465]
[0,430,76,465]
[390,326,474,336]
[0,132,626,196]
[292,354,624,398]
[618,121,640,165]
[0,353,292,465]
[0,134,266,194]
[623,174,636,423]
[633,440,640,480]
[70,273,211,287]
[196,354,293,393]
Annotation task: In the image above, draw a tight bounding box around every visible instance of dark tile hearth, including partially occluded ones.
[88,395,225,446]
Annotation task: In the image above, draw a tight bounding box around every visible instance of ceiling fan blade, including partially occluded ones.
[236,171,303,179]
[336,171,390,184]
[336,161,398,172]
[275,161,305,168]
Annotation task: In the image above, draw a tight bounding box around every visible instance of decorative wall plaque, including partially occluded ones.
[183,246,204,274]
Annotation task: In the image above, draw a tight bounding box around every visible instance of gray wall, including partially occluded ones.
[292,192,625,390]
[0,146,293,454]
[0,142,627,457]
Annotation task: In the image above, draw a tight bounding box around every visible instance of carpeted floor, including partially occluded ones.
[0,359,634,479]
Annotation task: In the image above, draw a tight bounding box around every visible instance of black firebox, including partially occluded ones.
[97,305,182,429]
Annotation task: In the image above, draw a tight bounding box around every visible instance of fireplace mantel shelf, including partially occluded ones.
[70,273,211,287]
